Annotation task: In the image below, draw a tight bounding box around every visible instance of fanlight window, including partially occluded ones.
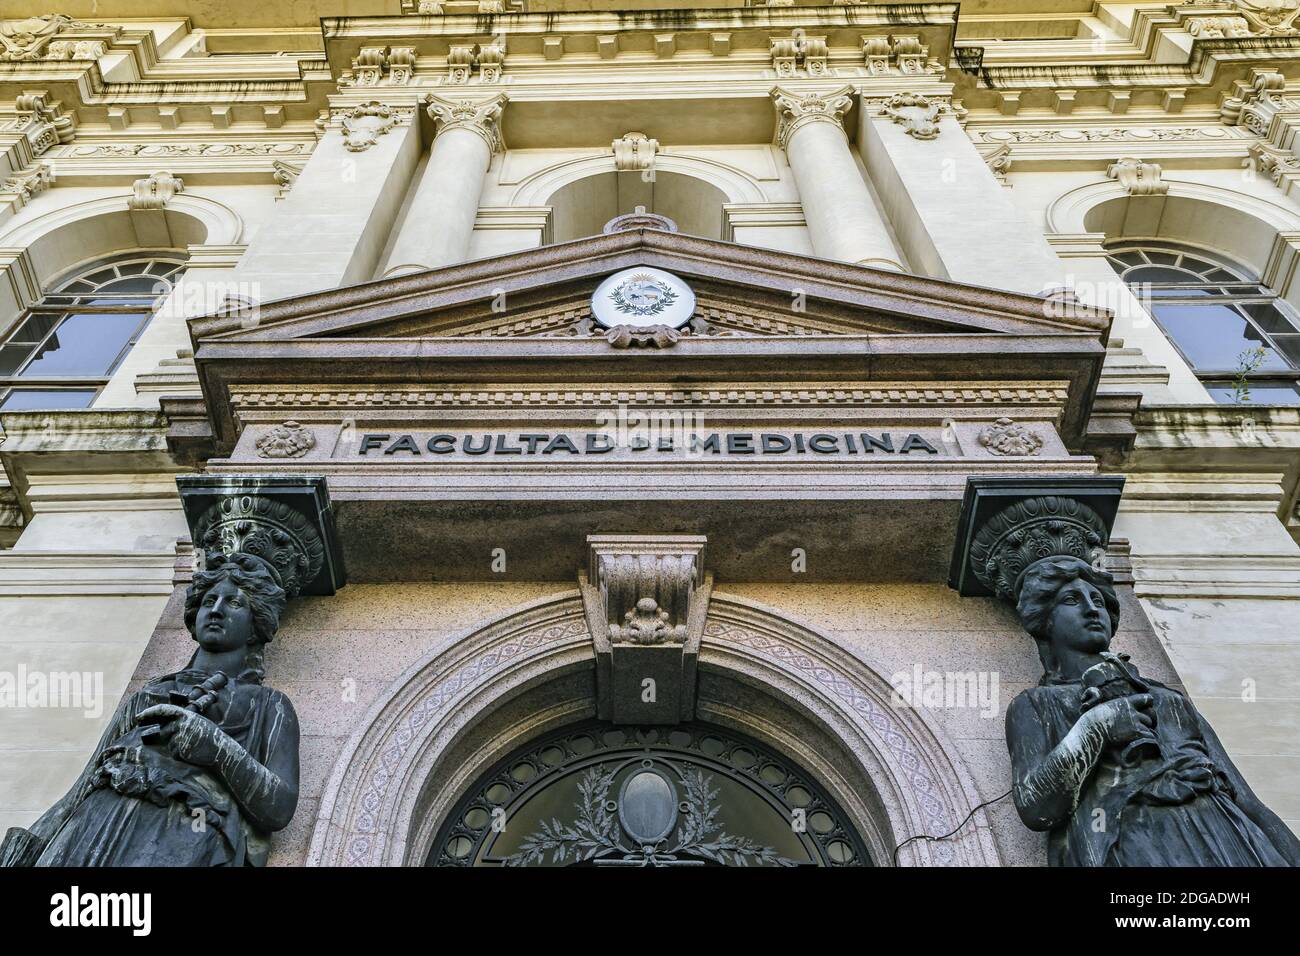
[1107,245,1300,405]
[429,721,870,867]
[0,254,184,411]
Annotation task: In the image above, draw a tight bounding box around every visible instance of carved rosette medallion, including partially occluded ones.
[255,421,317,459]
[976,417,1044,456]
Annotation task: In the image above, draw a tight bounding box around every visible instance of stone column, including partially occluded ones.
[772,87,902,271]
[231,101,420,303]
[382,94,506,277]
[860,92,1067,295]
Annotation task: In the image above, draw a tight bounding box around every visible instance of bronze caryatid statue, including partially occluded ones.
[0,494,323,867]
[975,495,1300,866]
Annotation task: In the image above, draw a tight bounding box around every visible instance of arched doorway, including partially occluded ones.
[428,720,869,867]
[308,591,999,866]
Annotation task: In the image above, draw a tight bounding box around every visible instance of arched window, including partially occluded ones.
[0,254,184,411]
[428,720,869,867]
[1107,244,1300,405]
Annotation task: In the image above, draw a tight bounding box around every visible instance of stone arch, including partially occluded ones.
[509,153,766,242]
[1046,179,1300,277]
[0,193,244,293]
[306,589,1001,867]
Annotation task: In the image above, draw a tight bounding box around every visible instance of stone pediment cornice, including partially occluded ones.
[184,229,1110,457]
[192,228,1109,342]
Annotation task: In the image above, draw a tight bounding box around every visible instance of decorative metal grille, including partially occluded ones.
[428,721,870,867]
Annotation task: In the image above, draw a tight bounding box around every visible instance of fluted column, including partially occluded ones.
[383,93,506,277]
[772,86,902,271]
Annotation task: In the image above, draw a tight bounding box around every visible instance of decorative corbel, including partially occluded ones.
[579,535,711,725]
[1107,157,1169,196]
[129,170,184,210]
[612,131,658,172]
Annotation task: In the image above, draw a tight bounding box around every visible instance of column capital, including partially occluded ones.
[771,85,854,150]
[425,92,507,153]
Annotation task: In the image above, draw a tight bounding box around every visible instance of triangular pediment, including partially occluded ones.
[184,229,1112,457]
[190,229,1109,344]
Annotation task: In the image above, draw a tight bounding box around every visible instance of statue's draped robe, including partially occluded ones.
[31,668,295,867]
[1007,675,1291,866]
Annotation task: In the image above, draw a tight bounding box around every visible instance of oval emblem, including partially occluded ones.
[617,768,679,845]
[591,267,695,330]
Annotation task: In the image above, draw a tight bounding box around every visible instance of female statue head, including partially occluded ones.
[1015,556,1121,682]
[183,552,287,681]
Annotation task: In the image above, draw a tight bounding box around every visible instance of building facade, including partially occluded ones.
[0,1,1298,866]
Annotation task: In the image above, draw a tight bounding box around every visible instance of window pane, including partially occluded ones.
[20,312,145,377]
[1152,303,1291,371]
[95,275,169,295]
[1142,286,1218,299]
[0,344,32,375]
[0,388,98,410]
[1242,303,1300,335]
[1273,334,1300,366]
[1204,381,1300,406]
[1146,252,1179,266]
[6,313,59,344]
[1127,265,1200,283]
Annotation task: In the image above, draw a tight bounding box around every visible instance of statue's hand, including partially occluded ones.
[137,703,222,767]
[1081,694,1157,750]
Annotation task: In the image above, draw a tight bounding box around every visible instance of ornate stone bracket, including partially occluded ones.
[176,475,346,598]
[612,131,658,172]
[579,534,711,724]
[948,476,1125,598]
[128,170,184,210]
[1106,157,1169,196]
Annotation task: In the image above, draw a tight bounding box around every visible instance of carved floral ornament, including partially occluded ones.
[976,418,1045,456]
[255,421,317,459]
